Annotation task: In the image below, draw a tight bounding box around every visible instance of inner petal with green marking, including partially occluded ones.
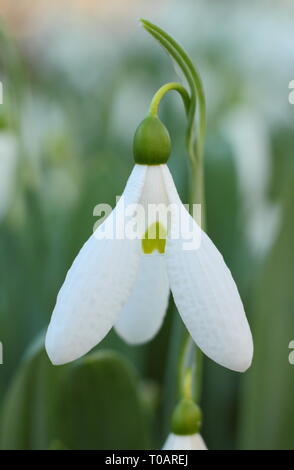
[142,221,167,254]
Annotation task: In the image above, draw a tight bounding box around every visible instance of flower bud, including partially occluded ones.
[171,398,202,435]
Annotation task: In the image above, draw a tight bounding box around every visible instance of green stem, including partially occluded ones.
[149,82,190,117]
[178,336,203,404]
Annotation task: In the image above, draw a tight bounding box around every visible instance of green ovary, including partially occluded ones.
[142,222,167,254]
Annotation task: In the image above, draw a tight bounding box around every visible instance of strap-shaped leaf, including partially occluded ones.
[0,340,150,450]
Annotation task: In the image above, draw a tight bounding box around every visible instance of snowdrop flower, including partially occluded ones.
[163,433,207,451]
[46,115,253,371]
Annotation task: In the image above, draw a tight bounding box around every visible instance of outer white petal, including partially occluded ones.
[163,433,207,450]
[114,253,169,344]
[45,165,147,365]
[161,165,253,372]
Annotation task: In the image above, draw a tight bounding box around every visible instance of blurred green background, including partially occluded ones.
[0,0,293,450]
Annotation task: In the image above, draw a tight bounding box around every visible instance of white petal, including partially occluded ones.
[161,165,253,372]
[45,165,147,365]
[138,164,169,233]
[139,164,168,206]
[114,253,169,344]
[163,433,207,450]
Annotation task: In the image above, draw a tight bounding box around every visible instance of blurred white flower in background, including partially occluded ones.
[222,107,281,255]
[20,95,65,167]
[19,95,79,210]
[0,132,18,219]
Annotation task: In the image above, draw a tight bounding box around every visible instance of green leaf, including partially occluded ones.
[56,352,150,450]
[0,340,150,450]
[238,172,294,450]
[202,134,251,450]
[205,134,240,263]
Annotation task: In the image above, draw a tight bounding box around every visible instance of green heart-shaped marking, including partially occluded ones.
[142,221,167,254]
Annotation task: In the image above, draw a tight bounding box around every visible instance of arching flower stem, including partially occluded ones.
[148,82,190,118]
